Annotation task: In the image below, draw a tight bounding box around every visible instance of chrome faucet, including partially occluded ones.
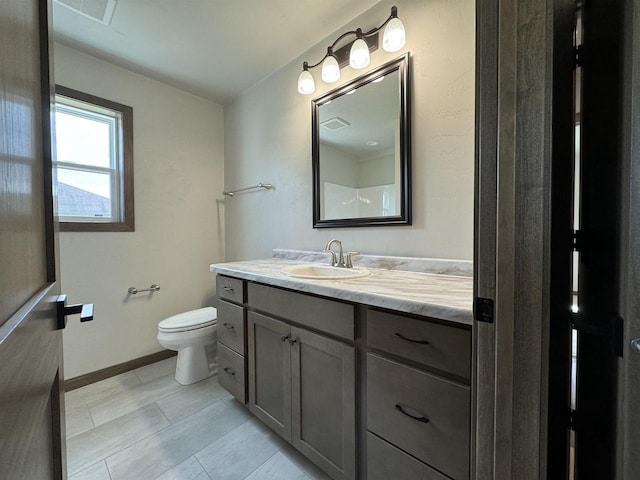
[324,239,345,267]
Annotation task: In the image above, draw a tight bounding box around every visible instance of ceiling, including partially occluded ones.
[52,0,381,106]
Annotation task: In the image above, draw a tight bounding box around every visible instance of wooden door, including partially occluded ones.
[290,326,356,480]
[247,311,292,441]
[0,0,65,478]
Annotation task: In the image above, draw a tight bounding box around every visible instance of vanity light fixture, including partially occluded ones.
[297,6,405,95]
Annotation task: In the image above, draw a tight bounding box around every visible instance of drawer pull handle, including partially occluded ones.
[394,332,430,345]
[288,337,298,345]
[223,367,236,376]
[281,335,289,342]
[395,404,430,423]
[223,323,236,332]
[223,286,234,292]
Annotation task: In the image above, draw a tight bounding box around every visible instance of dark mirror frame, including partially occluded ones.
[312,53,411,228]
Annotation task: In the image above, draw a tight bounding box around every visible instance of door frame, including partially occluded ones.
[474,0,574,478]
[617,0,640,476]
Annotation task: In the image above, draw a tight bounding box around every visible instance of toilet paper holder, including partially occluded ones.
[128,284,160,295]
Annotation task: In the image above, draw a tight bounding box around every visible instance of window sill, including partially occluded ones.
[59,220,135,232]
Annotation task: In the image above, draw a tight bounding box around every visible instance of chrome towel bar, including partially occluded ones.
[128,284,160,295]
[223,182,272,196]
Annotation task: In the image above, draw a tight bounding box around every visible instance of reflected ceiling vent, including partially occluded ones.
[320,117,351,131]
[54,0,118,25]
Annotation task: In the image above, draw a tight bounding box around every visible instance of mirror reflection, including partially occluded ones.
[312,54,410,227]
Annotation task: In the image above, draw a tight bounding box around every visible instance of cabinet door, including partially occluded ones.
[248,311,292,441]
[290,327,356,480]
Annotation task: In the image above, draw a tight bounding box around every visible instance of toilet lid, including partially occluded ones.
[158,307,217,333]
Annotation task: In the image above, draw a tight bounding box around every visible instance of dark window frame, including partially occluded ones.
[55,85,134,232]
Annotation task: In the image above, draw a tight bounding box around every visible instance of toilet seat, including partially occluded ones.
[158,307,217,333]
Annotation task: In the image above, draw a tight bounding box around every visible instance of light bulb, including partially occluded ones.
[321,55,340,83]
[349,37,370,69]
[297,69,315,95]
[383,17,406,52]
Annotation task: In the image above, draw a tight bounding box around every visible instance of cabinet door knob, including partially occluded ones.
[281,335,289,342]
[288,337,298,345]
[395,403,430,423]
[631,338,640,353]
[394,332,430,345]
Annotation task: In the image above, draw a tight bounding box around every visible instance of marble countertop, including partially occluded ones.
[209,257,473,325]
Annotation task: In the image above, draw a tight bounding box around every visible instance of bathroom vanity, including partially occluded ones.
[210,251,473,480]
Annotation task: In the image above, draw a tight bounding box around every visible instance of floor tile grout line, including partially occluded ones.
[132,370,145,384]
[67,459,107,480]
[87,405,98,432]
[87,374,189,429]
[104,459,114,480]
[240,448,281,480]
[156,378,228,425]
[155,400,172,425]
[66,371,145,411]
[68,359,330,480]
[133,358,178,385]
[74,407,182,477]
[99,396,237,477]
[192,414,254,459]
[193,455,213,480]
[100,414,178,472]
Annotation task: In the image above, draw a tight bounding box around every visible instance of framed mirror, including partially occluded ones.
[312,53,410,228]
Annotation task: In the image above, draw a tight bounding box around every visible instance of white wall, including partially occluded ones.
[319,143,359,188]
[223,0,475,261]
[55,44,225,378]
[357,149,395,187]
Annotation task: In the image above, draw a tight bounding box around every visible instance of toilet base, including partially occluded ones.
[175,346,215,385]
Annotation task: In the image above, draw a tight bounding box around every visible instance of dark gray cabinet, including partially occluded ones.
[247,311,292,439]
[218,343,246,403]
[367,353,470,480]
[215,274,472,480]
[247,311,356,480]
[216,275,248,404]
[291,326,356,480]
[365,307,471,480]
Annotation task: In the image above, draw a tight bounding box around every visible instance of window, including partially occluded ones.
[54,86,134,231]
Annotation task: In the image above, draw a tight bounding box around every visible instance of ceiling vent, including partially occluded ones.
[54,0,118,25]
[321,117,351,131]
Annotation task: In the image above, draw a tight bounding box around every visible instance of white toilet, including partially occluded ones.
[157,307,218,385]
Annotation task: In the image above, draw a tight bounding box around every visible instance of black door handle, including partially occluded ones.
[56,295,94,329]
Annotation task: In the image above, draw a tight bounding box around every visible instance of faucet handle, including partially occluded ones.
[324,248,338,266]
[345,252,359,268]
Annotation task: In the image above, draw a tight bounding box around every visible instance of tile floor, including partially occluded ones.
[65,357,331,480]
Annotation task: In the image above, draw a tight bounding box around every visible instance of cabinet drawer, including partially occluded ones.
[216,275,245,304]
[367,353,470,480]
[367,308,471,380]
[248,283,354,340]
[367,432,449,480]
[218,343,246,404]
[217,300,245,355]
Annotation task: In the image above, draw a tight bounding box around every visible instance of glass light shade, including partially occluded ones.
[349,38,370,69]
[297,69,315,94]
[383,17,406,52]
[321,55,340,83]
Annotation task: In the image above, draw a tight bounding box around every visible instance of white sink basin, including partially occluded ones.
[281,264,370,280]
